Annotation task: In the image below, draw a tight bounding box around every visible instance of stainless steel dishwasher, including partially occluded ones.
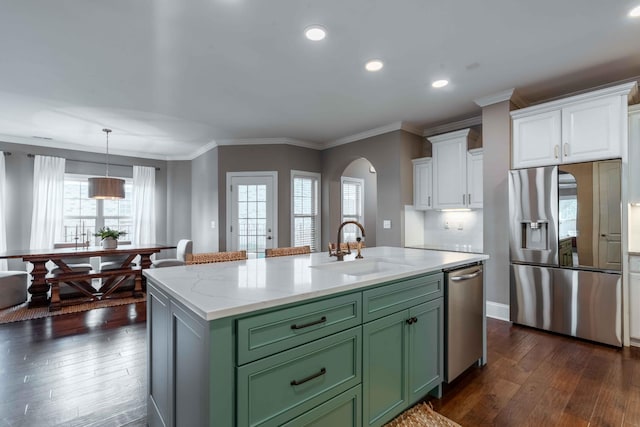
[444,263,484,382]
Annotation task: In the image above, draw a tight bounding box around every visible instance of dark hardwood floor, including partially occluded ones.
[431,318,640,426]
[2,305,640,426]
[0,303,147,427]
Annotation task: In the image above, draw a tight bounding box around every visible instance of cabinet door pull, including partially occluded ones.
[291,316,327,330]
[428,196,431,207]
[468,193,471,205]
[462,194,465,204]
[564,143,569,157]
[554,145,559,159]
[290,367,326,386]
[405,318,413,325]
[412,316,418,324]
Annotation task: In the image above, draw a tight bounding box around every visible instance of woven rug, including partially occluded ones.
[0,294,146,324]
[385,402,461,427]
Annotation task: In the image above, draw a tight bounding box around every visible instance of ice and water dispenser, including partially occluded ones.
[520,220,549,251]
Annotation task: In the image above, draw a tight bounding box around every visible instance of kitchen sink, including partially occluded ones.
[309,258,414,277]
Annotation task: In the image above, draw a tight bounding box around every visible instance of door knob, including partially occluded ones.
[267,236,272,240]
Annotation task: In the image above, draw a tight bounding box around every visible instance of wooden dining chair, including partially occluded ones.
[265,246,311,258]
[186,250,247,265]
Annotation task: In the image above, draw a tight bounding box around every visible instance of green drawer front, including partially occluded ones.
[237,293,361,364]
[362,273,442,322]
[237,327,362,427]
[281,385,361,427]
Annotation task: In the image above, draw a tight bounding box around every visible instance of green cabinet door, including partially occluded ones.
[362,310,409,427]
[281,386,361,427]
[408,299,443,403]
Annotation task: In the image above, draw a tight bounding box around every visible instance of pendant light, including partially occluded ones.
[88,128,125,199]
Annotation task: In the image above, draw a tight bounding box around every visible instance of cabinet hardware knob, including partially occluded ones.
[291,316,327,330]
[412,316,418,324]
[406,318,414,325]
[564,143,569,157]
[290,367,326,386]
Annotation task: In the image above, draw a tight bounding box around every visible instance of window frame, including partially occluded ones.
[290,170,321,252]
[59,173,133,245]
[340,176,364,242]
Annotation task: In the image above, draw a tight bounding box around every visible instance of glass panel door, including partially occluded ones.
[229,173,276,258]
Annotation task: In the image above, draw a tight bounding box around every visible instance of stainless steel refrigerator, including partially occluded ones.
[509,159,622,347]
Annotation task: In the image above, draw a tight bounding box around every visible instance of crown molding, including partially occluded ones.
[474,88,527,108]
[215,137,322,150]
[0,133,172,161]
[323,121,421,149]
[422,116,482,137]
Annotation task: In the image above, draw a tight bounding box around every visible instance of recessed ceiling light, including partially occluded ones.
[432,79,449,88]
[365,60,384,72]
[630,5,640,17]
[304,25,326,41]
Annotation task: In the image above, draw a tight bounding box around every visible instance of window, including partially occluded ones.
[61,174,133,244]
[291,171,320,252]
[341,176,364,242]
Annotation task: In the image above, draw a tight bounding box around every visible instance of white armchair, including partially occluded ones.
[152,239,192,268]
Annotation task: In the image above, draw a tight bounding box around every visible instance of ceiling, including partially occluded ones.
[1,1,640,160]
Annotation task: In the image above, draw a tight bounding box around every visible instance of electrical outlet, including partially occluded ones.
[210,221,216,229]
[444,221,449,229]
[457,222,463,230]
[383,220,391,229]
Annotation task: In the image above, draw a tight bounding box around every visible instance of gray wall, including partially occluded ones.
[481,101,512,305]
[166,160,192,256]
[321,130,423,249]
[191,147,219,253]
[342,158,377,246]
[0,140,169,269]
[215,144,322,251]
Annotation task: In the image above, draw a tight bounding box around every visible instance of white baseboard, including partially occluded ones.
[486,301,510,321]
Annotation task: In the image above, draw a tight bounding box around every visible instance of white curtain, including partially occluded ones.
[0,152,7,270]
[132,165,156,244]
[29,155,65,250]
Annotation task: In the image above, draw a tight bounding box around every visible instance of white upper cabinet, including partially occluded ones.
[412,157,432,210]
[429,128,481,209]
[467,148,483,209]
[630,104,640,204]
[511,82,637,169]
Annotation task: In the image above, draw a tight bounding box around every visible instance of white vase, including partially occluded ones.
[101,237,118,249]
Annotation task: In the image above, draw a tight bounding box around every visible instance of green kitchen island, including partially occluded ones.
[144,246,488,427]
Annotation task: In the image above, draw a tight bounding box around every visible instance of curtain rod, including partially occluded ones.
[26,153,160,171]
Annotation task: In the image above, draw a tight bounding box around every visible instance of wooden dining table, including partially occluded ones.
[0,243,175,308]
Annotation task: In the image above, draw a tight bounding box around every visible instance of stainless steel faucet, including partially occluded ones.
[329,221,366,261]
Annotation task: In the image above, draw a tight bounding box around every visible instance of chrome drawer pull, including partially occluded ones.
[290,367,326,386]
[290,316,327,330]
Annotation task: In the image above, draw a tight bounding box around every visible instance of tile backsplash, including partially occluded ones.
[423,209,483,249]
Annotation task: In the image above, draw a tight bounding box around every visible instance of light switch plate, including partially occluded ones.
[210,221,216,229]
[383,220,391,229]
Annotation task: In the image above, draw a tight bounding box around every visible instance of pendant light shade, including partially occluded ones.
[89,129,125,199]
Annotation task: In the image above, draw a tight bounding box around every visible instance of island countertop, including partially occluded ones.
[143,246,489,321]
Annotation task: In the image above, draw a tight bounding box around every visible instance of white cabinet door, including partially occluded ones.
[629,106,640,204]
[466,149,483,208]
[632,272,640,341]
[561,96,623,163]
[412,158,432,210]
[512,110,562,169]
[432,137,467,209]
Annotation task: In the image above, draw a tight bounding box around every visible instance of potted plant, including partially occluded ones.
[94,226,127,249]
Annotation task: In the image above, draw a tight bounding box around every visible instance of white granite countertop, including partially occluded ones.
[143,246,489,321]
[405,243,484,254]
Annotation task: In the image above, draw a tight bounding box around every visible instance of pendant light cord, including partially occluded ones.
[103,128,112,177]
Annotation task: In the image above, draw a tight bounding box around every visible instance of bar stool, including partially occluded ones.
[0,271,28,309]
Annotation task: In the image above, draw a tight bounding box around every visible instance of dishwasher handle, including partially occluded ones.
[449,269,482,281]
